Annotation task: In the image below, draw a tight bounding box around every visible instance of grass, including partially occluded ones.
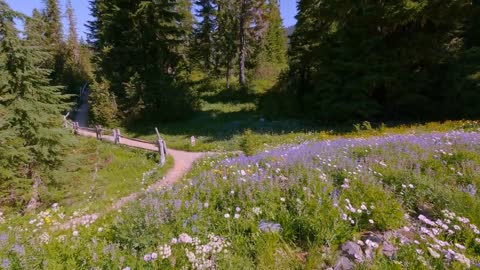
[1,136,173,227]
[2,77,480,268]
[2,128,480,269]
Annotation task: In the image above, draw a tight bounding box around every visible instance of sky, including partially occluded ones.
[5,0,298,39]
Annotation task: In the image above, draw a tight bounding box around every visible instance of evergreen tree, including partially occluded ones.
[237,0,253,86]
[177,0,195,72]
[194,0,216,72]
[88,0,197,123]
[287,0,474,121]
[43,0,63,47]
[215,0,238,88]
[0,1,70,210]
[235,0,269,87]
[25,9,48,51]
[43,0,65,85]
[264,0,286,65]
[66,0,79,64]
[63,0,92,96]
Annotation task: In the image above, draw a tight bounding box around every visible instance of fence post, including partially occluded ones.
[95,125,103,140]
[157,139,166,166]
[113,129,118,144]
[73,122,79,134]
[155,127,167,166]
[114,129,121,144]
[191,136,196,147]
[63,112,70,128]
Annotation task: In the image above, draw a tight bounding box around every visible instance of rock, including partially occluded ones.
[341,241,365,262]
[334,256,354,270]
[382,242,397,258]
[364,247,375,260]
[361,233,383,244]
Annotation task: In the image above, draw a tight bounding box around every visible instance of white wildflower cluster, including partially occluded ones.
[0,212,4,224]
[167,233,231,270]
[401,183,415,189]
[178,233,193,244]
[144,244,172,262]
[341,199,374,225]
[412,210,479,268]
[39,232,50,244]
[158,244,172,259]
[365,239,379,249]
[28,203,67,231]
[341,178,350,189]
[252,207,262,216]
[141,165,160,185]
[75,214,99,227]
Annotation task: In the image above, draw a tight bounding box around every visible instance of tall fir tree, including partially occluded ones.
[63,0,92,96]
[264,0,286,65]
[215,0,238,88]
[43,0,65,85]
[43,0,63,47]
[235,0,269,87]
[66,0,79,64]
[194,0,217,72]
[25,9,48,52]
[0,0,70,210]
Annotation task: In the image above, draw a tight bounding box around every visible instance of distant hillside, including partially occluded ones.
[285,25,295,37]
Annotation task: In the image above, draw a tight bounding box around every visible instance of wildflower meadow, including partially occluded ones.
[1,130,480,269]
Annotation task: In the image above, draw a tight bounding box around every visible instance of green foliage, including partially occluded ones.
[88,0,198,123]
[0,2,71,210]
[89,77,119,127]
[284,0,480,122]
[239,129,260,156]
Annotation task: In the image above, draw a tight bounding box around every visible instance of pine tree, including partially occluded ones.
[216,0,238,88]
[237,0,253,86]
[88,0,197,123]
[43,0,63,47]
[0,0,70,210]
[194,0,216,72]
[287,0,473,121]
[63,0,92,96]
[25,9,48,51]
[66,0,79,64]
[264,0,286,65]
[235,0,269,87]
[43,0,65,85]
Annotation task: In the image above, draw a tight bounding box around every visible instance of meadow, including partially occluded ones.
[1,124,480,269]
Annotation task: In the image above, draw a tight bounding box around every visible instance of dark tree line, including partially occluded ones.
[277,0,480,122]
[88,0,288,125]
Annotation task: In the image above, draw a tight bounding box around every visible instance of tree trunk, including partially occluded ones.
[226,63,231,89]
[238,1,247,87]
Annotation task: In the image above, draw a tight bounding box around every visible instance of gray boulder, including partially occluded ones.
[341,241,365,262]
[334,256,354,270]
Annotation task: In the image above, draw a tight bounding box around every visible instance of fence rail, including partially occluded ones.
[64,119,168,166]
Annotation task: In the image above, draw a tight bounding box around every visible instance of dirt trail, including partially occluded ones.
[56,129,206,230]
[74,90,90,127]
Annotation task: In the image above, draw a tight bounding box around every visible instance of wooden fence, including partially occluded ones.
[64,119,168,167]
